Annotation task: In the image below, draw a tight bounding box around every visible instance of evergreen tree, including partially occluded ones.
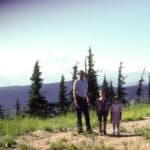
[102,75,109,100]
[117,62,126,104]
[72,63,78,82]
[0,105,4,119]
[87,47,99,108]
[85,57,88,74]
[15,99,20,117]
[27,61,47,117]
[58,75,68,114]
[108,81,115,102]
[136,68,145,103]
[148,73,150,102]
[39,90,49,118]
[46,102,52,117]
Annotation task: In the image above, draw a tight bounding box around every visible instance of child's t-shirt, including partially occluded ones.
[111,103,123,113]
[110,103,123,125]
[97,99,109,112]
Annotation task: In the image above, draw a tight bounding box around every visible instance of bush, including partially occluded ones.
[49,139,79,150]
[0,135,16,148]
[19,144,36,150]
[135,128,150,139]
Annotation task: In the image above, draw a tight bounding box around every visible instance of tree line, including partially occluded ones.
[0,47,150,118]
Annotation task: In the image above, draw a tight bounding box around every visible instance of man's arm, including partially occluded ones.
[73,81,78,108]
[85,95,90,106]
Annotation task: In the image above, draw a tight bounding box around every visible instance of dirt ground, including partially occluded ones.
[16,117,150,150]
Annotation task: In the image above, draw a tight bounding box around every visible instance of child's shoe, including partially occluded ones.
[99,130,103,136]
[117,128,120,136]
[104,130,107,135]
[78,128,83,134]
[112,126,115,135]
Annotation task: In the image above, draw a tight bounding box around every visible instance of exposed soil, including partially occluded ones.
[16,117,150,150]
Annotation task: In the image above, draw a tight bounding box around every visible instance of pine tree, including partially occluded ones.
[136,68,145,103]
[15,99,20,117]
[108,81,115,102]
[72,63,78,82]
[27,61,47,117]
[85,57,88,74]
[58,75,68,114]
[102,75,109,100]
[136,81,143,103]
[148,73,150,102]
[0,105,4,119]
[117,62,126,104]
[87,47,99,108]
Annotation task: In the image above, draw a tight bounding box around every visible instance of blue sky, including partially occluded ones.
[0,0,149,86]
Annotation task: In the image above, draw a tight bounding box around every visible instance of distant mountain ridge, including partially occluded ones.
[0,81,149,113]
[0,81,72,113]
[0,71,149,113]
[99,71,149,86]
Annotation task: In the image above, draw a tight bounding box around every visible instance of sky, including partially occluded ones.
[0,0,150,86]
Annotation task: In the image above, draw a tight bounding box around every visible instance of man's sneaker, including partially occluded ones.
[87,129,93,134]
[78,128,83,134]
[99,131,103,136]
[117,130,120,136]
[104,130,107,135]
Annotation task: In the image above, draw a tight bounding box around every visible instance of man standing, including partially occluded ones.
[73,70,91,133]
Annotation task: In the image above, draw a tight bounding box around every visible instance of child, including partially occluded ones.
[110,96,123,136]
[97,89,109,135]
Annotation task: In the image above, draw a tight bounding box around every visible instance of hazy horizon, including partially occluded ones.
[0,0,149,86]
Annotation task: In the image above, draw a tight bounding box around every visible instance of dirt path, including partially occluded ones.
[16,117,150,150]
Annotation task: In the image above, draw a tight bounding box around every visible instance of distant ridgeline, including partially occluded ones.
[0,81,72,114]
[0,81,149,114]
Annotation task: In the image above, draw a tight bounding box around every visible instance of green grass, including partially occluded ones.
[135,127,150,139]
[0,103,150,141]
[123,103,150,121]
[48,138,114,150]
[0,113,76,137]
[48,138,79,150]
[120,126,127,133]
[0,135,16,148]
[18,144,36,150]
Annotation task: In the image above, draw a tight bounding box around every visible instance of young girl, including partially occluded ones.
[97,89,109,135]
[110,96,123,136]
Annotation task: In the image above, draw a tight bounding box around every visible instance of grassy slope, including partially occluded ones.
[0,104,150,137]
[0,103,150,149]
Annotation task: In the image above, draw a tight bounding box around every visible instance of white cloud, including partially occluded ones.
[0,49,85,86]
[0,44,149,86]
